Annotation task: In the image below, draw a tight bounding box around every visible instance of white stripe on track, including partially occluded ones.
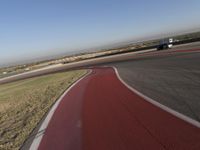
[113,67,200,128]
[29,70,91,150]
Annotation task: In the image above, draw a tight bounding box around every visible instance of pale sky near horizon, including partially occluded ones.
[0,0,200,66]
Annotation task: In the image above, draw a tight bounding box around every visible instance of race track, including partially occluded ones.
[20,42,200,150]
[31,67,200,150]
[113,49,200,121]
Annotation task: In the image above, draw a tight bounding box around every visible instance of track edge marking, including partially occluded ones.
[29,70,92,150]
[113,66,200,128]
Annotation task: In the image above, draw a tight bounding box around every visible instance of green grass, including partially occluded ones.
[0,70,87,150]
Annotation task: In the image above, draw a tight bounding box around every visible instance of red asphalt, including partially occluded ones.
[38,67,200,150]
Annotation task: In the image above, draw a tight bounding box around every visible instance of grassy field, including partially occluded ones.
[0,70,87,150]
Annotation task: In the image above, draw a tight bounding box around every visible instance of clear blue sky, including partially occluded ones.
[0,0,200,66]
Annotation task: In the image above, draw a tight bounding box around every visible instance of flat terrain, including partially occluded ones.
[0,70,86,150]
[2,41,200,149]
[1,42,200,85]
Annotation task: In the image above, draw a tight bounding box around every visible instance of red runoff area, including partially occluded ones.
[38,67,200,150]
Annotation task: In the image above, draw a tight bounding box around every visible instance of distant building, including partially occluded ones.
[25,68,30,71]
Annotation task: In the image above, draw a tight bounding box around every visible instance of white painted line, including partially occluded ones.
[113,67,200,128]
[29,70,91,150]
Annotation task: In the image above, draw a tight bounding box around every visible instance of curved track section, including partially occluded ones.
[113,50,200,121]
[31,67,200,150]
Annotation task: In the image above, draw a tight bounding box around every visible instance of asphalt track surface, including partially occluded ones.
[113,48,200,122]
[19,42,200,150]
[30,67,200,150]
